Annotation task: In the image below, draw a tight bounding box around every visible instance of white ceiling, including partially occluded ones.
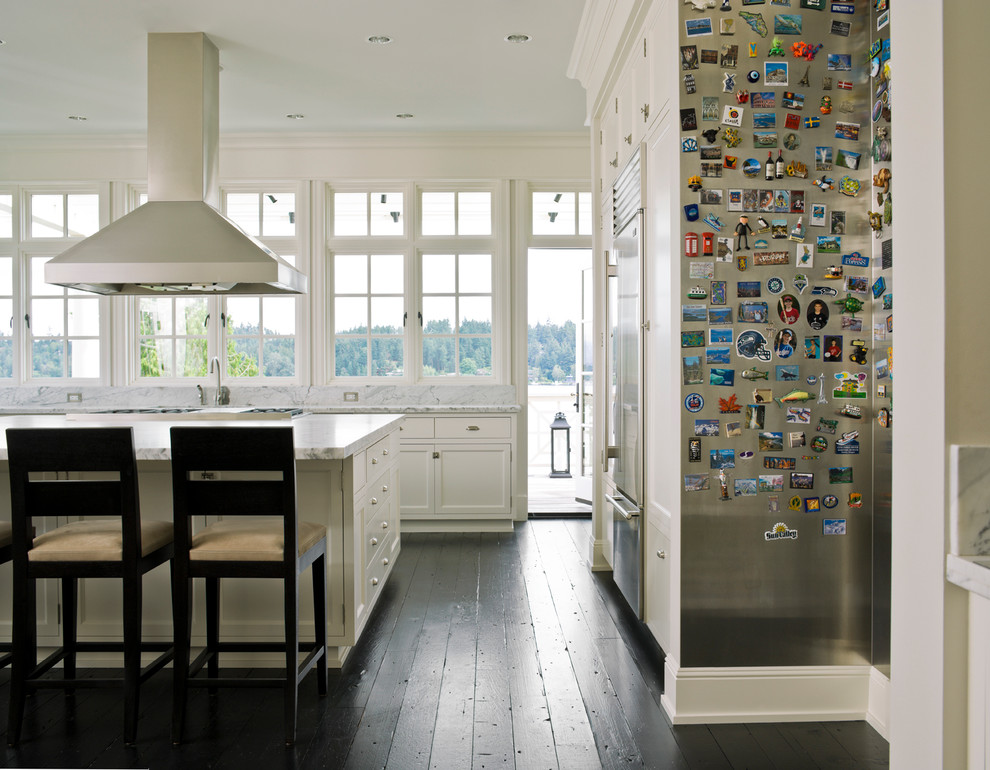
[0,0,589,137]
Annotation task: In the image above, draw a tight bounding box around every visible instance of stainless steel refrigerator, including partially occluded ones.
[606,150,645,617]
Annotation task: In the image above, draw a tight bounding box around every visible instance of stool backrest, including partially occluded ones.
[168,426,298,562]
[5,427,141,563]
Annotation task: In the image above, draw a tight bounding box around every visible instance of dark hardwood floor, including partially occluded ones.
[0,519,889,769]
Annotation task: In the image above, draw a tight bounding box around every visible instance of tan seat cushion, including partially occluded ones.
[29,519,173,562]
[190,518,326,562]
[0,522,11,549]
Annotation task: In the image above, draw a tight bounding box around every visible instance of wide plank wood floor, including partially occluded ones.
[0,519,889,769]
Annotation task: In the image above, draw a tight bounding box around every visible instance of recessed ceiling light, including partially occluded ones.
[368,35,391,45]
[396,113,414,120]
[286,114,305,120]
[505,34,531,43]
[67,115,87,121]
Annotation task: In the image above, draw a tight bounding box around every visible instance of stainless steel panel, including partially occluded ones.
[609,492,643,618]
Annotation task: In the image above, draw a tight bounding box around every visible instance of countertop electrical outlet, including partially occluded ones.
[344,392,359,402]
[67,393,82,403]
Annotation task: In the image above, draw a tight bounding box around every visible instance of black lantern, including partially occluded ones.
[549,412,572,478]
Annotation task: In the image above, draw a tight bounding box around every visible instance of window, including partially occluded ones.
[333,191,404,237]
[531,191,592,236]
[0,256,13,379]
[0,194,13,239]
[225,295,297,378]
[331,254,404,377]
[421,191,491,236]
[28,193,99,239]
[138,297,209,377]
[421,253,492,377]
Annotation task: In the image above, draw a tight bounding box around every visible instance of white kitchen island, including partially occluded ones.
[0,412,403,667]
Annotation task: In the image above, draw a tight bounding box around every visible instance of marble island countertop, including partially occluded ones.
[0,413,403,462]
[947,554,990,602]
[0,404,521,416]
[947,445,990,601]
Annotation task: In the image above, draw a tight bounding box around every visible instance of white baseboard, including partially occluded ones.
[866,666,891,739]
[400,518,514,533]
[661,656,873,724]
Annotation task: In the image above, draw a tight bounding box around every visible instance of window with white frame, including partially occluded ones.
[531,190,593,236]
[134,188,303,382]
[327,183,499,381]
[0,194,13,379]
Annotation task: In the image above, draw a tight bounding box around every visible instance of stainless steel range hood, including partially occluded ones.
[45,33,307,296]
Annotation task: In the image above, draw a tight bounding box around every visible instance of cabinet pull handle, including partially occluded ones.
[641,104,650,122]
[609,153,619,168]
[370,537,379,546]
[371,577,379,586]
[657,550,666,559]
[371,497,378,505]
[624,134,632,145]
[467,425,480,431]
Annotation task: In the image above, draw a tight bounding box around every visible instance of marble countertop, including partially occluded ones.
[947,554,990,602]
[947,445,990,600]
[0,413,403,462]
[0,404,521,415]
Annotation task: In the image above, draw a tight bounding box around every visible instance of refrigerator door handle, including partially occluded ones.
[604,259,619,470]
[606,493,641,519]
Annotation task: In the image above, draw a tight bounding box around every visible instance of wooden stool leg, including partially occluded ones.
[313,554,328,696]
[171,566,191,744]
[62,577,77,688]
[206,576,220,690]
[7,576,35,747]
[122,572,142,744]
[284,574,298,745]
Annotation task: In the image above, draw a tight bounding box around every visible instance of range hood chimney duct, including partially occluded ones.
[44,33,307,296]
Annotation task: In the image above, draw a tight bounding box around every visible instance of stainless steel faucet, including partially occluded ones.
[209,356,229,406]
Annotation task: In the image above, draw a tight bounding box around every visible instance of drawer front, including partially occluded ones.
[434,416,511,440]
[365,531,395,608]
[364,522,394,577]
[399,417,435,439]
[363,466,396,529]
[366,431,398,478]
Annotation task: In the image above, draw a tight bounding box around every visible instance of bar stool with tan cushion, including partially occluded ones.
[4,427,174,746]
[169,425,328,746]
[0,521,13,669]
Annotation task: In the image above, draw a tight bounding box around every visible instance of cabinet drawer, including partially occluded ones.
[364,515,394,571]
[434,416,511,440]
[366,432,397,478]
[363,466,396,528]
[399,417,435,439]
[365,531,395,607]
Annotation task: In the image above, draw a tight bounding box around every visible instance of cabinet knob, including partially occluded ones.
[432,451,440,459]
[624,134,632,145]
[382,485,389,493]
[609,154,619,168]
[371,497,378,505]
[383,558,390,567]
[372,457,379,465]
[641,103,650,122]
[370,537,379,546]
[657,550,666,559]
[383,448,389,456]
[371,577,379,586]
[381,521,389,530]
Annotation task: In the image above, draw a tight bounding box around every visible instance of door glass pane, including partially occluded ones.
[459,296,492,333]
[32,339,64,377]
[262,193,295,236]
[31,195,63,237]
[371,297,404,334]
[0,194,12,238]
[458,254,491,293]
[335,254,368,294]
[67,339,100,377]
[422,192,455,235]
[262,338,295,377]
[335,297,367,334]
[370,254,403,294]
[458,192,492,235]
[371,192,403,236]
[262,297,296,335]
[335,193,367,236]
[422,254,455,293]
[335,338,368,377]
[67,194,99,237]
[67,298,100,336]
[226,193,260,235]
[422,297,455,334]
[422,337,455,376]
[31,298,64,336]
[371,338,402,377]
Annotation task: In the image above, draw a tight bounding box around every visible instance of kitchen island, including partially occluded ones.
[0,412,403,667]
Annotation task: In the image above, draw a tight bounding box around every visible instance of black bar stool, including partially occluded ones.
[0,522,14,669]
[168,425,328,745]
[5,427,175,746]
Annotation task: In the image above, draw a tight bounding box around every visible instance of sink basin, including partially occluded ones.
[66,408,304,421]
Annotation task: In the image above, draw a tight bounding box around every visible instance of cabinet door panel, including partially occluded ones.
[435,444,510,517]
[398,445,435,517]
[645,520,670,651]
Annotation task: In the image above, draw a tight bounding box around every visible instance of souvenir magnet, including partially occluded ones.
[747,70,760,83]
[848,492,863,508]
[848,340,868,365]
[749,42,758,57]
[719,394,742,413]
[685,232,699,257]
[822,494,838,509]
[684,203,700,221]
[687,285,708,299]
[788,496,802,511]
[811,435,828,453]
[723,72,737,92]
[767,276,784,294]
[684,392,705,412]
[688,175,703,191]
[688,437,702,462]
[823,518,846,534]
[765,521,798,540]
[718,469,730,501]
[804,497,820,513]
[793,273,808,294]
[877,407,891,428]
[684,74,697,94]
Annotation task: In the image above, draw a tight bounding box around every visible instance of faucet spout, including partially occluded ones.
[209,356,221,406]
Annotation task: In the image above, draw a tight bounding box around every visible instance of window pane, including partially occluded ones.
[335,338,368,377]
[262,338,295,377]
[0,339,12,378]
[67,194,99,237]
[176,338,208,377]
[67,298,100,336]
[371,192,403,236]
[226,297,260,333]
[262,297,296,335]
[422,297,455,334]
[0,195,13,238]
[459,296,492,333]
[32,339,64,377]
[458,254,491,293]
[31,298,64,336]
[335,297,367,334]
[458,192,491,235]
[422,337,455,376]
[226,193,260,235]
[139,298,172,335]
[228,338,260,377]
[422,192,455,235]
[370,254,403,294]
[31,195,63,237]
[335,193,367,236]
[371,338,403,377]
[0,256,12,295]
[532,192,575,235]
[0,299,12,337]
[578,192,592,235]
[459,338,491,376]
[140,337,172,377]
[176,298,208,335]
[68,339,100,378]
[371,297,404,334]
[422,254,455,293]
[262,193,295,236]
[335,254,368,294]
